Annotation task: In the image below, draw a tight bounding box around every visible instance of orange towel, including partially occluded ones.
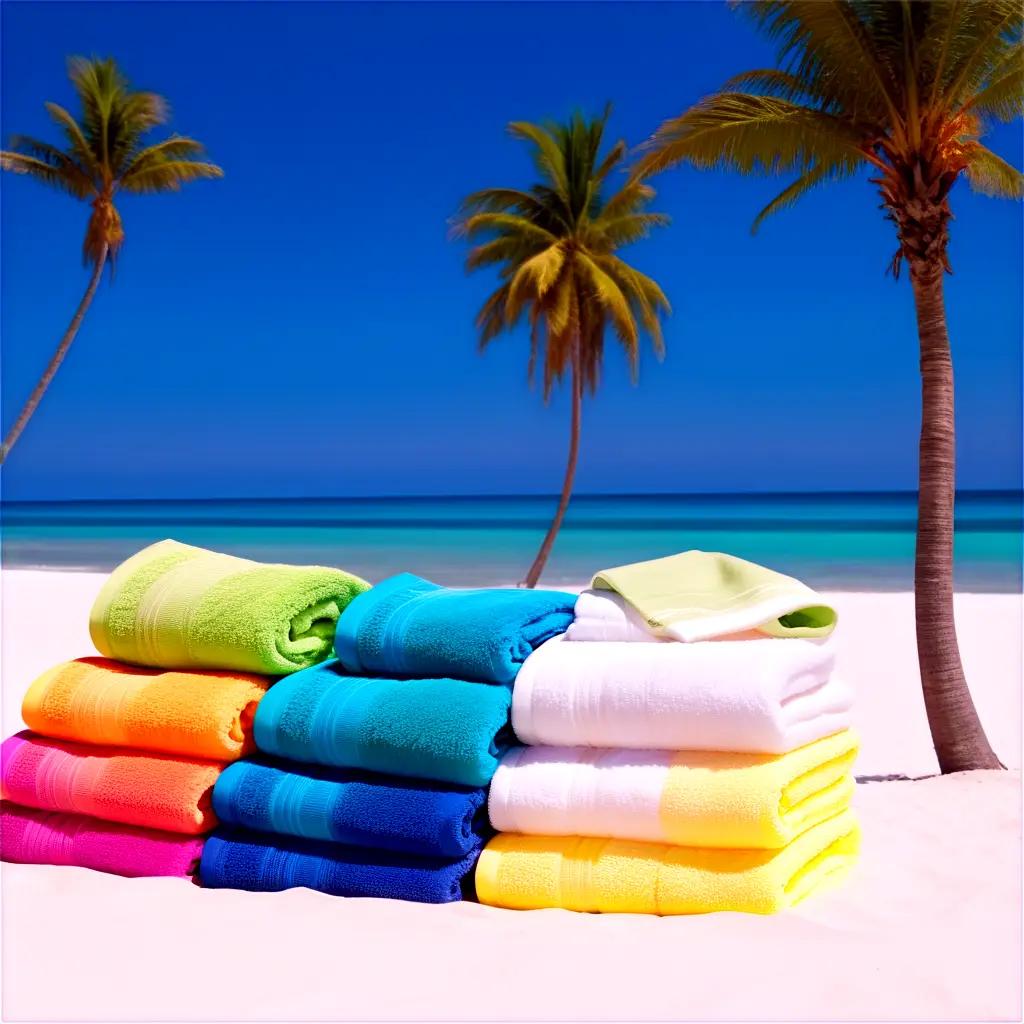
[22,658,272,761]
[2,732,222,834]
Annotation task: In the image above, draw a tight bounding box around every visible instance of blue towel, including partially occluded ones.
[200,827,480,904]
[212,758,488,858]
[335,572,577,685]
[253,659,512,786]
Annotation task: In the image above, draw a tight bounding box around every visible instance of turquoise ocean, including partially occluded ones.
[1,491,1020,591]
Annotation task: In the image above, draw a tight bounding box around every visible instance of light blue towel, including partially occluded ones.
[335,572,577,685]
[253,659,512,786]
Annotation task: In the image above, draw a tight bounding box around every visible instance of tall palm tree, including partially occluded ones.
[634,0,1021,773]
[453,109,671,587]
[0,56,222,463]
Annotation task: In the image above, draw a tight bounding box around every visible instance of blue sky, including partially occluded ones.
[2,1,1021,501]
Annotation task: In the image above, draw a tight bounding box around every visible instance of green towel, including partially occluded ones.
[90,539,370,674]
[590,550,836,641]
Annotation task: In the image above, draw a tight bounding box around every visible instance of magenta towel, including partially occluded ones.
[0,802,203,879]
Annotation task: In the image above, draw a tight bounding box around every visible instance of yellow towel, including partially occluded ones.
[661,730,858,848]
[476,809,859,915]
[490,730,858,849]
[22,658,272,761]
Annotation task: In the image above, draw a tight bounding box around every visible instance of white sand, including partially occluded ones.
[1,570,1021,1021]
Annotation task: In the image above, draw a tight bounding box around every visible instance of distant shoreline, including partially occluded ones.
[3,487,1022,507]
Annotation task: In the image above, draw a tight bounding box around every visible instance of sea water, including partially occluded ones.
[1,491,1020,591]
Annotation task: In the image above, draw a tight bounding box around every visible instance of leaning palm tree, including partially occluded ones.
[634,0,1021,773]
[454,109,671,587]
[0,56,222,463]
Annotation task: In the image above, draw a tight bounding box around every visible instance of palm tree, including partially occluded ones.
[453,109,671,587]
[634,0,1021,773]
[0,56,222,463]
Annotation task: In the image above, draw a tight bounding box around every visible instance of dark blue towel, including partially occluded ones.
[334,572,577,685]
[199,827,481,904]
[212,757,489,858]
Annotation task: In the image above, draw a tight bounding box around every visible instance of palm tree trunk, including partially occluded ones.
[0,244,108,464]
[522,347,582,588]
[910,265,1001,773]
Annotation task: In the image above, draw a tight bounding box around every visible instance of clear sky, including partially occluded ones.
[1,1,1020,501]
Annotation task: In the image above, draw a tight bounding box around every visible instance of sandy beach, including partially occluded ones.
[2,569,1021,1021]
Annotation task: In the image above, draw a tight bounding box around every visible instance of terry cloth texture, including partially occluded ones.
[335,572,576,685]
[0,802,204,879]
[90,538,370,674]
[512,635,850,754]
[476,809,860,915]
[1,732,222,834]
[200,827,481,904]
[213,758,488,857]
[254,660,512,787]
[488,730,858,849]
[22,657,272,761]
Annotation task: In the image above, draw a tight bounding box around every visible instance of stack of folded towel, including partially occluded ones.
[1,539,369,880]
[476,550,861,915]
[2,541,859,917]
[200,571,577,904]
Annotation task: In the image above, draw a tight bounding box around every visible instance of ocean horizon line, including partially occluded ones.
[3,487,1022,508]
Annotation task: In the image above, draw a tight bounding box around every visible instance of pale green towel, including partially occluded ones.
[589,550,836,641]
[90,539,370,674]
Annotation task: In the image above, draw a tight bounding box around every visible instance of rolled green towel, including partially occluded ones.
[90,539,370,675]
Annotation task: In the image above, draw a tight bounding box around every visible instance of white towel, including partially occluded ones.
[565,589,763,643]
[511,634,851,753]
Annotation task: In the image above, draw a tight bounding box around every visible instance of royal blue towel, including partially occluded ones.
[212,758,488,858]
[253,659,512,786]
[199,827,480,904]
[334,572,577,685]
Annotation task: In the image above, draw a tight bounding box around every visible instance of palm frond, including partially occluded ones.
[635,92,865,180]
[507,120,568,193]
[575,251,639,352]
[454,187,547,219]
[750,161,852,233]
[0,150,93,198]
[599,179,656,219]
[961,43,1024,122]
[939,0,1022,109]
[592,138,627,183]
[593,253,669,357]
[44,102,100,179]
[591,212,671,248]
[5,135,94,196]
[964,143,1024,197]
[466,236,542,272]
[118,135,206,180]
[723,67,817,104]
[118,159,223,193]
[457,211,560,245]
[736,1,902,125]
[507,243,567,321]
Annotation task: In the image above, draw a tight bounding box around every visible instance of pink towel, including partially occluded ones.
[2,732,221,835]
[1,802,203,879]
